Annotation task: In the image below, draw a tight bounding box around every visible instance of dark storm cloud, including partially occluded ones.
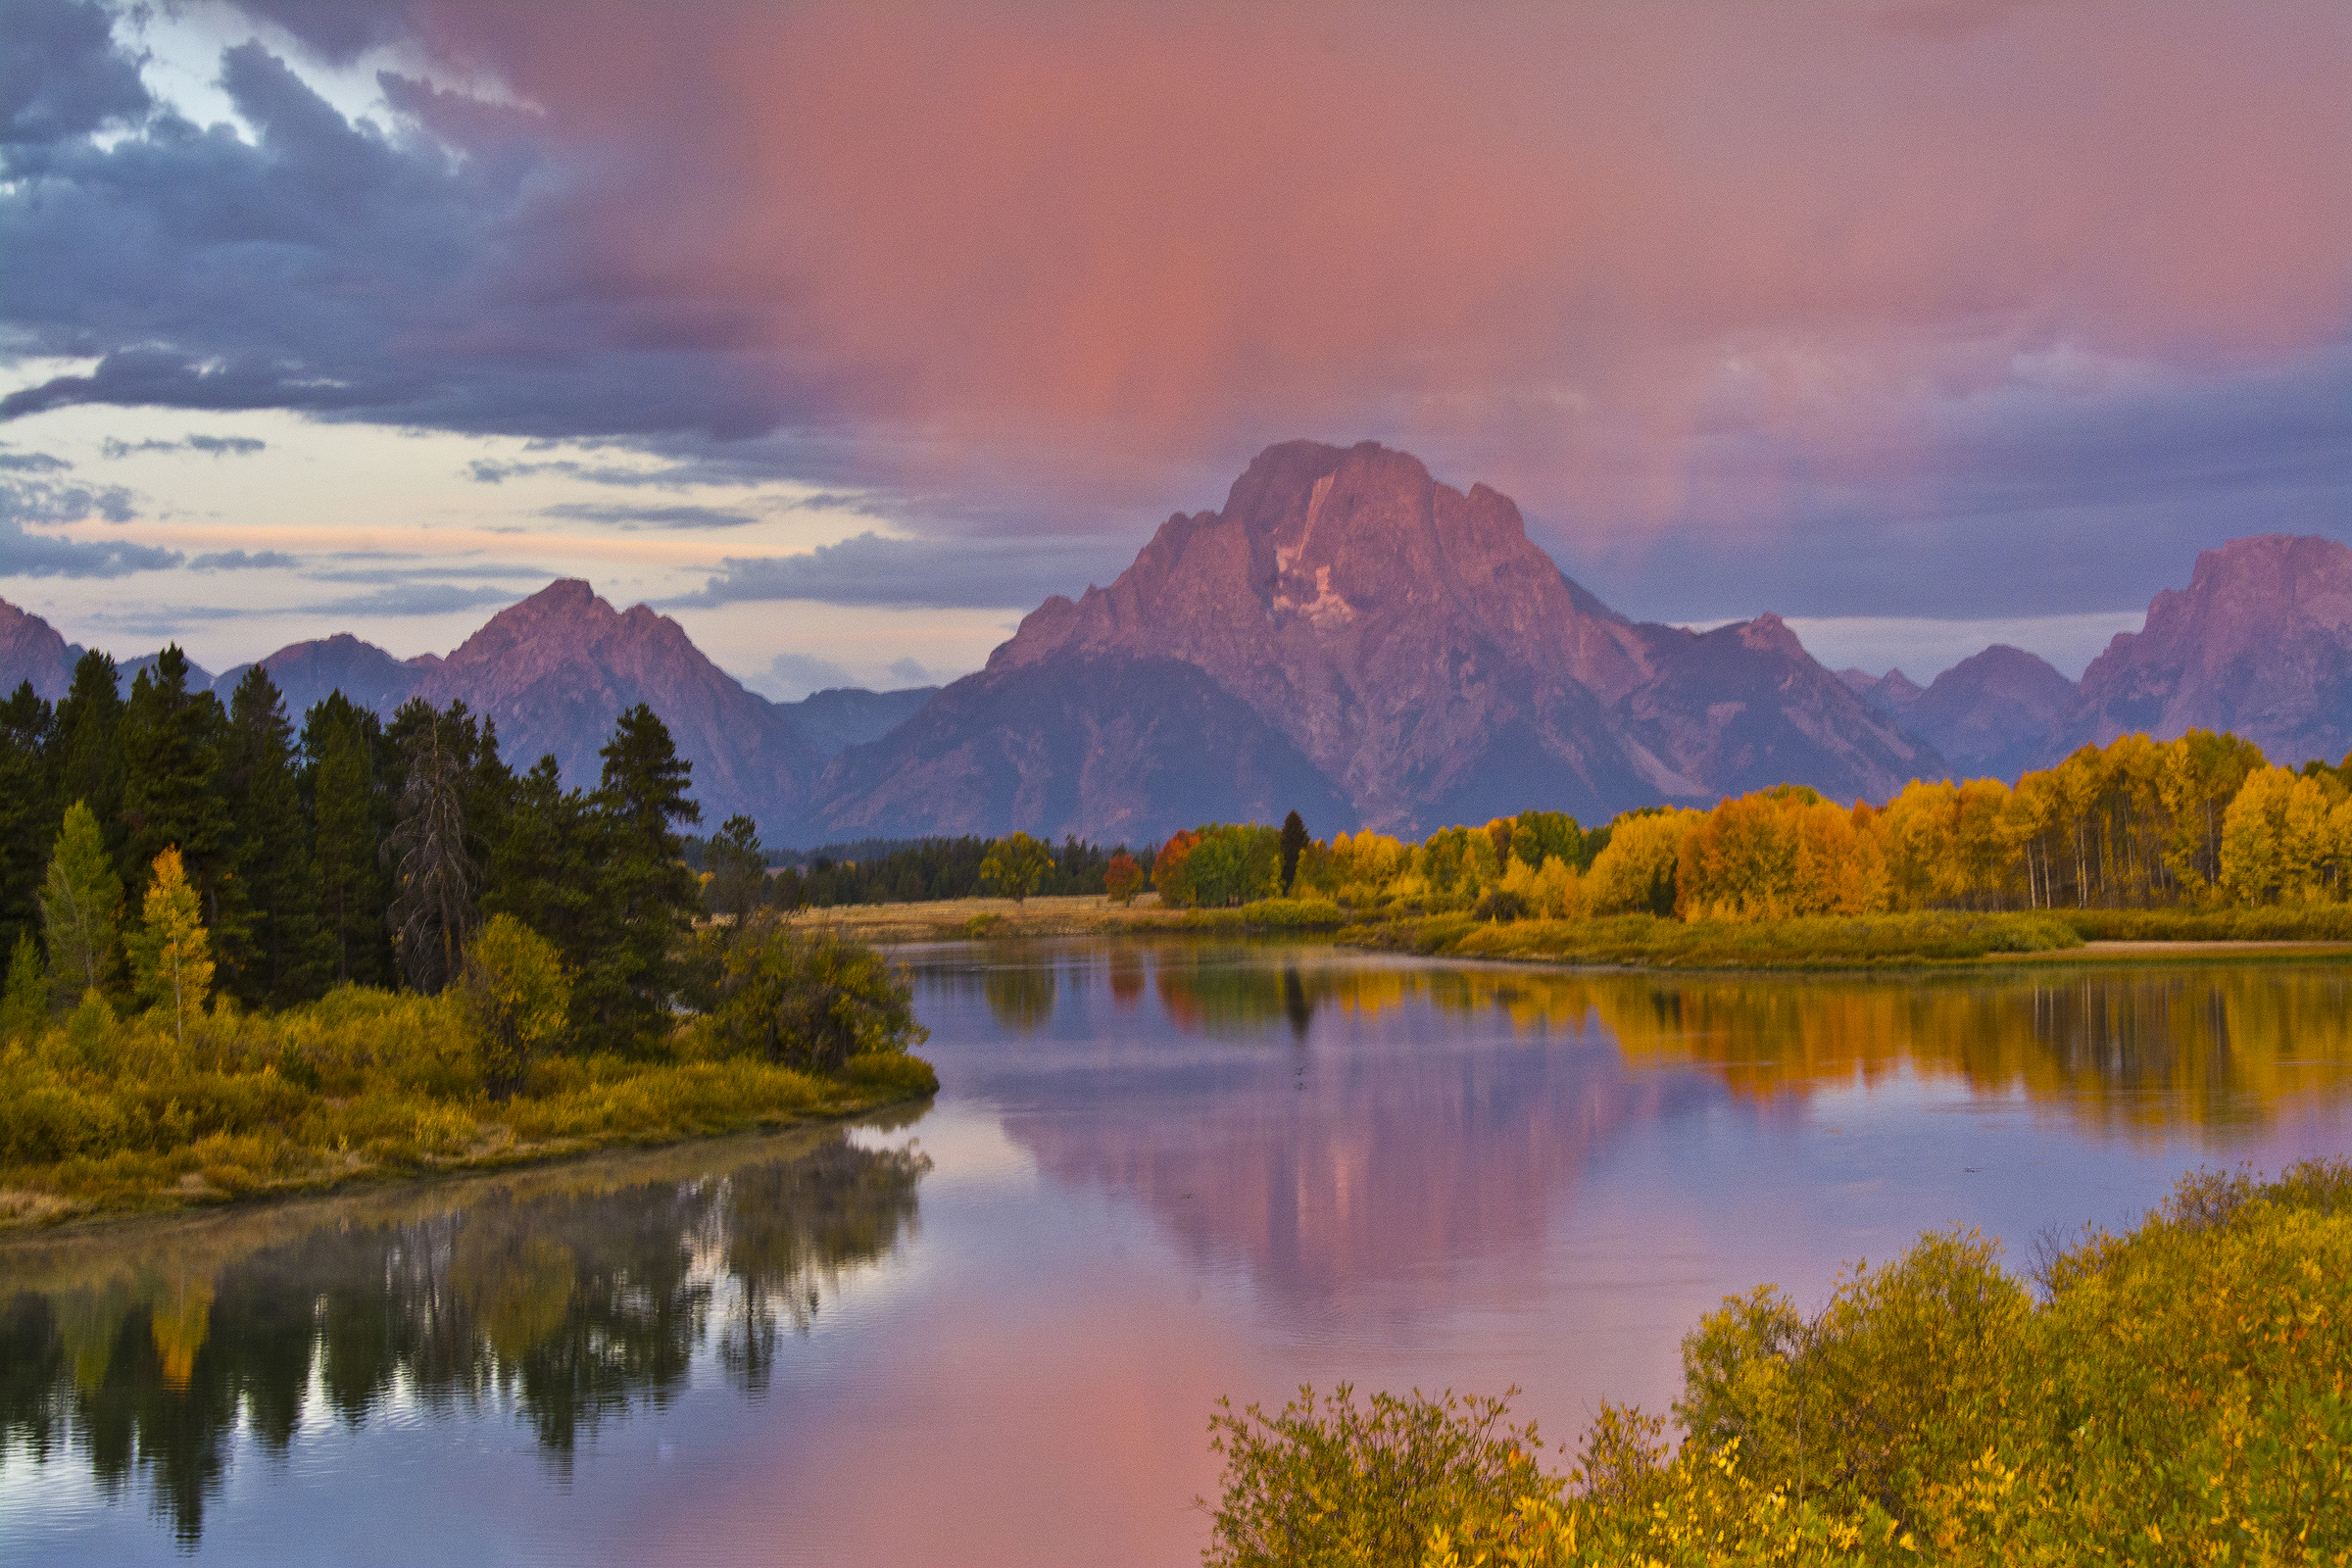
[0,7,2344,629]
[0,0,149,145]
[0,38,828,442]
[101,434,269,457]
[668,531,1127,610]
[1563,346,2352,622]
[232,0,418,67]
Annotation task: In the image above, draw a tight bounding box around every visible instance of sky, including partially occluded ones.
[3,0,2348,694]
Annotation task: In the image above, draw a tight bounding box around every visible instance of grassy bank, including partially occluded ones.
[1348,909,2088,969]
[1207,1161,2352,1565]
[0,986,936,1229]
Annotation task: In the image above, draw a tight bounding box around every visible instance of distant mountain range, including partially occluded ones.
[7,442,2351,843]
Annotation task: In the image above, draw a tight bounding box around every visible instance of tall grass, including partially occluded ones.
[0,987,935,1222]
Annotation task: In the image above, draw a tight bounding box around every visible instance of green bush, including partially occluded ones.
[1208,1161,2352,1565]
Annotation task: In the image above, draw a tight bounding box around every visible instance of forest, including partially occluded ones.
[1145,730,2352,927]
[0,649,933,1218]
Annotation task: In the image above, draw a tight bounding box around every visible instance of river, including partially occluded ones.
[5,941,2351,1565]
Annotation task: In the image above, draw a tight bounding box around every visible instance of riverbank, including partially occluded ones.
[793,895,2352,969]
[0,985,938,1231]
[1350,908,2352,970]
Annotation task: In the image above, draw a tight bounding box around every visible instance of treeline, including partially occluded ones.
[7,646,737,1053]
[1155,731,2352,923]
[687,831,1120,908]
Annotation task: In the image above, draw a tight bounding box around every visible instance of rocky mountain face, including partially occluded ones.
[801,440,1942,841]
[780,685,941,759]
[408,580,828,827]
[1904,645,2077,780]
[217,633,426,718]
[2051,534,2352,769]
[0,599,78,700]
[1837,666,1926,717]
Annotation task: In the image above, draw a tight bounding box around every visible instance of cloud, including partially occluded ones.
[885,657,934,687]
[189,548,300,570]
[101,434,269,458]
[305,559,553,584]
[305,583,520,616]
[540,501,758,530]
[1,520,180,577]
[669,531,1128,610]
[2,472,135,523]
[1,6,2346,622]
[0,451,72,472]
[757,652,857,702]
[1,0,149,146]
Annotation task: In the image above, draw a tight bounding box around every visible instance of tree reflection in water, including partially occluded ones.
[959,944,2352,1136]
[0,1131,928,1545]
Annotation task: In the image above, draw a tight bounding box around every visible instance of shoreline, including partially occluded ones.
[0,1084,937,1236]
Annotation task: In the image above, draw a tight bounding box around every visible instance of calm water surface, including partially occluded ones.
[6,942,2352,1565]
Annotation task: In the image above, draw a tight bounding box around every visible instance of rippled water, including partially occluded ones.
[6,943,2352,1565]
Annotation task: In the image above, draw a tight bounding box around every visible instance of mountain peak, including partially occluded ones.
[2056,533,2352,767]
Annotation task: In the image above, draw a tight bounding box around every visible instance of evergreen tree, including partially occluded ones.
[385,705,477,994]
[577,705,700,1052]
[127,846,213,1048]
[703,814,766,920]
[1279,809,1310,896]
[220,666,326,1005]
[302,693,393,987]
[39,800,122,1007]
[51,649,125,866]
[481,755,599,967]
[119,648,233,920]
[0,681,56,957]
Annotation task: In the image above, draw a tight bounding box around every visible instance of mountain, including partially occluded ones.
[2052,534,2352,768]
[1902,646,2076,780]
[778,685,940,759]
[121,651,214,690]
[801,655,1349,844]
[412,580,827,827]
[214,633,426,717]
[1837,666,1925,718]
[0,599,78,700]
[800,440,1942,841]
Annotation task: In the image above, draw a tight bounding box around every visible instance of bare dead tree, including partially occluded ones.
[386,715,475,994]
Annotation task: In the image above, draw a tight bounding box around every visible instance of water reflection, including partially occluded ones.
[933,944,2352,1135]
[0,1128,928,1545]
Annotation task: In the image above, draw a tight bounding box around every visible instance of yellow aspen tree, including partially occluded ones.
[128,847,214,1049]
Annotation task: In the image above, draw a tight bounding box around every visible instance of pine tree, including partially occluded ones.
[1279,809,1309,896]
[302,693,393,987]
[704,814,766,920]
[0,680,56,958]
[120,647,233,928]
[38,800,122,1007]
[128,846,213,1047]
[51,649,125,867]
[481,755,598,965]
[576,705,700,1052]
[221,665,327,1006]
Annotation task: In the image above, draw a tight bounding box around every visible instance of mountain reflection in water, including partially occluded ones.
[0,1129,927,1545]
